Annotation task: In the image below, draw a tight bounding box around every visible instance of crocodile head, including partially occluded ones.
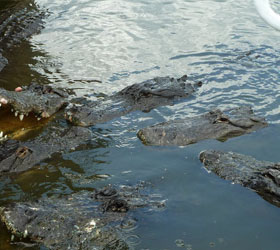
[0,84,68,140]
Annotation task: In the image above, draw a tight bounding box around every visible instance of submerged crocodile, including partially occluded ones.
[200,150,280,207]
[0,0,46,73]
[0,184,165,249]
[137,106,267,146]
[65,75,202,126]
[0,126,91,174]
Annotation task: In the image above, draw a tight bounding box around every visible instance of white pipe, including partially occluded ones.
[254,0,280,30]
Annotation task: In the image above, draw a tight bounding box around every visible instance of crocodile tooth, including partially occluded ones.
[41,111,50,118]
[0,98,7,104]
[19,114,24,121]
[0,131,3,137]
[4,135,7,138]
[0,103,1,107]
[37,117,41,121]
[11,109,14,112]
[15,111,18,117]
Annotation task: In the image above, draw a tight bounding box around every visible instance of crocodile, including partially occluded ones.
[0,125,91,174]
[0,83,68,139]
[0,83,68,118]
[137,106,267,146]
[65,75,202,126]
[0,73,202,174]
[200,150,280,207]
[0,184,165,249]
[0,74,201,139]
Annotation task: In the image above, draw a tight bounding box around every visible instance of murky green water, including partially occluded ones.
[1,0,280,249]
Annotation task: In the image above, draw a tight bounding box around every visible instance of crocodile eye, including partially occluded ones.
[219,117,229,122]
[16,146,31,158]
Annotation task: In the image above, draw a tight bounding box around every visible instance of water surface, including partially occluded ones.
[1,0,280,249]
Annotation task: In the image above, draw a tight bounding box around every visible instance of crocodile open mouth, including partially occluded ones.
[0,101,50,140]
[0,84,68,140]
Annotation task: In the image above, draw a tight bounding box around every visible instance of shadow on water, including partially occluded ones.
[1,0,280,249]
[0,0,51,90]
[0,41,51,90]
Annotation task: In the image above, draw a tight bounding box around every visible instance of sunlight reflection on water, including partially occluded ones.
[1,0,280,249]
[32,0,280,123]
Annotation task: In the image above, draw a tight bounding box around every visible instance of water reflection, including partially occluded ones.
[0,0,51,90]
[30,0,280,123]
[1,0,280,249]
[0,42,53,90]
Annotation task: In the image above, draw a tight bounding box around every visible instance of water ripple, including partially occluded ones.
[31,0,280,125]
